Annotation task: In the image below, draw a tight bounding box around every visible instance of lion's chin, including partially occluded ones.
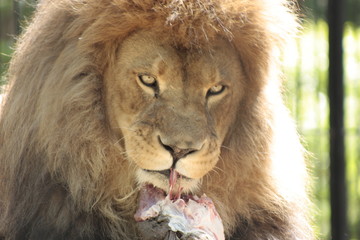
[135,169,201,194]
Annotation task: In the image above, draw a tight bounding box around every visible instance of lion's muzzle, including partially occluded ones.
[158,135,203,167]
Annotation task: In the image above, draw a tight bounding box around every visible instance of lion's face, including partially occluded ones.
[105,31,244,192]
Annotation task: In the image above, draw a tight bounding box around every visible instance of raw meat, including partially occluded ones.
[134,169,225,240]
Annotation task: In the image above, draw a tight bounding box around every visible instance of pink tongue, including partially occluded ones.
[168,168,183,200]
[169,168,178,187]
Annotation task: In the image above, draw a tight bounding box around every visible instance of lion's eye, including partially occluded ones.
[138,74,157,87]
[207,84,225,97]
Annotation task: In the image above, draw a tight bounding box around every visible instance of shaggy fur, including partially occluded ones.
[0,0,313,239]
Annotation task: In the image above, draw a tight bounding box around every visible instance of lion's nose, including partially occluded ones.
[158,136,201,161]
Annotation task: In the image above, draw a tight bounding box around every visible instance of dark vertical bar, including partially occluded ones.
[328,0,348,239]
[13,0,21,35]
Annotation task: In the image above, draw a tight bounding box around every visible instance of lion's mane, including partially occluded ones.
[0,0,313,239]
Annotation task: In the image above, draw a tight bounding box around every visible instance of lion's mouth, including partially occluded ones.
[144,168,190,180]
[144,168,188,200]
[135,169,195,222]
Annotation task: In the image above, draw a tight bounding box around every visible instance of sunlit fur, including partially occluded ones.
[0,0,313,239]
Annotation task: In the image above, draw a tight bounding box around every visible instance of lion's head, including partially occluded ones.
[0,0,313,239]
[105,31,243,192]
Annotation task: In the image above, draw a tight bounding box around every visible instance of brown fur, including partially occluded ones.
[0,0,313,239]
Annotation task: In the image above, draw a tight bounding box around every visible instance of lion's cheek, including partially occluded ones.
[211,93,242,142]
[124,136,173,171]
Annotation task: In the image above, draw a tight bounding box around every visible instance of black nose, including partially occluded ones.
[158,137,197,161]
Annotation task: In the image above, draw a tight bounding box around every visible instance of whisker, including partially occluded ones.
[211,165,224,176]
[113,126,137,132]
[113,137,125,145]
[114,185,141,203]
[220,145,234,152]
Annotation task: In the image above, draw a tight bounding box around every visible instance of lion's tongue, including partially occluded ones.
[169,168,178,187]
[168,168,182,200]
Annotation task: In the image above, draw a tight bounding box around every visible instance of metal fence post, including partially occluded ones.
[13,0,21,35]
[328,0,348,239]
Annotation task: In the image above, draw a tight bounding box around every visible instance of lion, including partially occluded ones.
[0,0,313,239]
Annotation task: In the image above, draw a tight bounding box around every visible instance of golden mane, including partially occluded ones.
[0,0,313,239]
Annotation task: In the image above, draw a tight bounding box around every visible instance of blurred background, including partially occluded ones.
[0,0,359,239]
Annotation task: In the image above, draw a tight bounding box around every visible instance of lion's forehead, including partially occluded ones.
[117,30,242,89]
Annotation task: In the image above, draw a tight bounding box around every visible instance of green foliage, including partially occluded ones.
[300,0,360,26]
[0,38,14,85]
[0,0,37,91]
[283,21,360,240]
[344,24,360,240]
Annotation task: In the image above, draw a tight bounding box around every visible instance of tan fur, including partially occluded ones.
[0,0,313,239]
